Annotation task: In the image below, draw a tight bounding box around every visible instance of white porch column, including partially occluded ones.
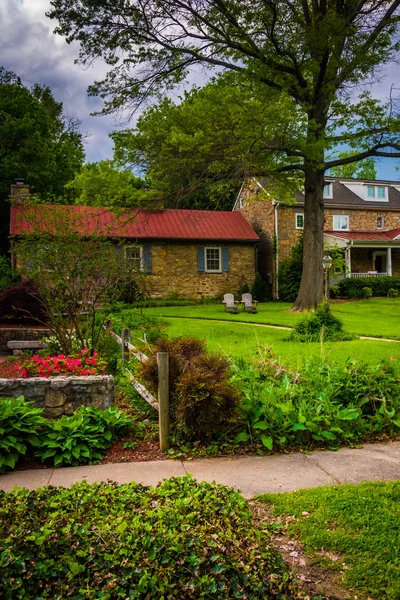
[387,247,392,276]
[345,246,351,277]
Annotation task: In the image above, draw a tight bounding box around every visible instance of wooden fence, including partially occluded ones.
[106,325,170,451]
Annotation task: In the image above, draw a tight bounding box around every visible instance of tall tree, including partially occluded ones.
[0,68,85,253]
[112,76,304,211]
[66,160,147,207]
[48,1,400,310]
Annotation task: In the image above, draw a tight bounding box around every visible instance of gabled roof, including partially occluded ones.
[324,229,400,241]
[10,205,259,242]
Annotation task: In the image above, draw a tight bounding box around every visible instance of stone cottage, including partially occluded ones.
[10,182,259,299]
[234,176,400,298]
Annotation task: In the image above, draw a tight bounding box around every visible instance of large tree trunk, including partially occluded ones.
[291,167,325,312]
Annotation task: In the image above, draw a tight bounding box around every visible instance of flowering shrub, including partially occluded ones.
[14,350,107,378]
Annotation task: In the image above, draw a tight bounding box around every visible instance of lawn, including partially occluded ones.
[259,481,400,599]
[144,297,400,339]
[154,316,400,367]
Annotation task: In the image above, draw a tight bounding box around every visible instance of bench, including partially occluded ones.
[7,341,47,356]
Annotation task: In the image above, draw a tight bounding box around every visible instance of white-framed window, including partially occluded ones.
[377,216,385,229]
[323,183,333,199]
[205,247,221,272]
[125,245,142,270]
[295,214,304,229]
[365,185,388,201]
[333,215,349,231]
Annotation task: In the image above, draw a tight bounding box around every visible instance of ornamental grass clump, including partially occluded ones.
[0,397,45,473]
[0,477,300,599]
[288,303,356,342]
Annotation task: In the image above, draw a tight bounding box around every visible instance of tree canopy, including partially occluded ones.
[65,159,147,207]
[48,0,400,309]
[0,67,85,254]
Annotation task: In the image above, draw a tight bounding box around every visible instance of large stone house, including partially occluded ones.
[10,183,259,299]
[234,176,400,298]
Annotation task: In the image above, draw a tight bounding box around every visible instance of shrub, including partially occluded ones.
[361,286,372,299]
[35,406,131,467]
[337,276,400,298]
[238,282,250,296]
[288,304,356,342]
[0,279,48,325]
[277,237,303,301]
[105,308,167,346]
[387,287,399,298]
[138,337,240,442]
[251,272,268,302]
[0,477,298,599]
[232,356,400,451]
[13,350,107,378]
[0,397,45,472]
[0,255,20,292]
[330,284,341,298]
[174,354,241,442]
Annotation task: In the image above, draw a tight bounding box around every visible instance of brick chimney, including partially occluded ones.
[11,178,30,204]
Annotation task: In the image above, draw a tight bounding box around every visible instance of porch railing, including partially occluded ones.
[349,272,388,278]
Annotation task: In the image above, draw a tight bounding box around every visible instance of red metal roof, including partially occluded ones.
[325,229,400,241]
[10,205,259,242]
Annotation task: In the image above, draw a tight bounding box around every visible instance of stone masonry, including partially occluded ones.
[0,328,52,353]
[0,376,114,418]
[141,242,256,298]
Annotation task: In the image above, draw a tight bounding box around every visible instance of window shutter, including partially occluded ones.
[143,245,152,274]
[197,246,205,272]
[222,247,229,272]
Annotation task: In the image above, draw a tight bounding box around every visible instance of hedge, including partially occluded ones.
[336,276,400,297]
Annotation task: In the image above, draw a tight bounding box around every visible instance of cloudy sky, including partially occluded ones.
[2,0,400,180]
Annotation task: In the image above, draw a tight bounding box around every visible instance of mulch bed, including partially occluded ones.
[101,436,168,463]
[0,360,20,378]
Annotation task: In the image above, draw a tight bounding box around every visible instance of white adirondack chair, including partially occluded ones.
[222,293,239,313]
[241,293,258,313]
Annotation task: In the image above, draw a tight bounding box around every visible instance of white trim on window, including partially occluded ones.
[333,215,349,231]
[295,213,304,230]
[124,245,143,269]
[204,247,221,273]
[364,185,388,202]
[323,183,333,199]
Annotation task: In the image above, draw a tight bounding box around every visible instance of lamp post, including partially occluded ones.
[322,254,333,307]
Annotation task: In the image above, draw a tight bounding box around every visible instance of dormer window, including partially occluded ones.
[365,185,388,201]
[323,183,333,199]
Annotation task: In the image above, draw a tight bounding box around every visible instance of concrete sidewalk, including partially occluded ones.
[1,440,399,498]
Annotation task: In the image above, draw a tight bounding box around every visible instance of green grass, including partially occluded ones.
[259,481,400,599]
[143,297,400,339]
[161,317,400,367]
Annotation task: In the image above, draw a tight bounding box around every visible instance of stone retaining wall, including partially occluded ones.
[0,376,114,418]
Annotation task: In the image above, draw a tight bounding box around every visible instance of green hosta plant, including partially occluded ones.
[35,406,131,467]
[0,396,45,472]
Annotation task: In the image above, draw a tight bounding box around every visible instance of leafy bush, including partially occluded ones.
[0,397,45,472]
[251,272,268,301]
[105,308,167,346]
[288,304,356,342]
[387,287,399,298]
[13,350,107,378]
[35,406,131,467]
[124,297,218,308]
[139,337,240,442]
[337,276,400,298]
[232,356,400,451]
[330,284,341,298]
[238,282,250,296]
[277,237,303,301]
[0,255,20,292]
[0,477,299,600]
[361,286,372,298]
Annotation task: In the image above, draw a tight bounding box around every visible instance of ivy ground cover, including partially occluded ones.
[0,477,301,600]
[259,481,400,599]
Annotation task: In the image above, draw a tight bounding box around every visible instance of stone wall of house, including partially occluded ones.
[141,243,256,298]
[236,181,276,297]
[324,207,400,231]
[0,328,52,353]
[0,376,114,418]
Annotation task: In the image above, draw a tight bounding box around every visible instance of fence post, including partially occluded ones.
[121,328,130,364]
[157,352,170,451]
